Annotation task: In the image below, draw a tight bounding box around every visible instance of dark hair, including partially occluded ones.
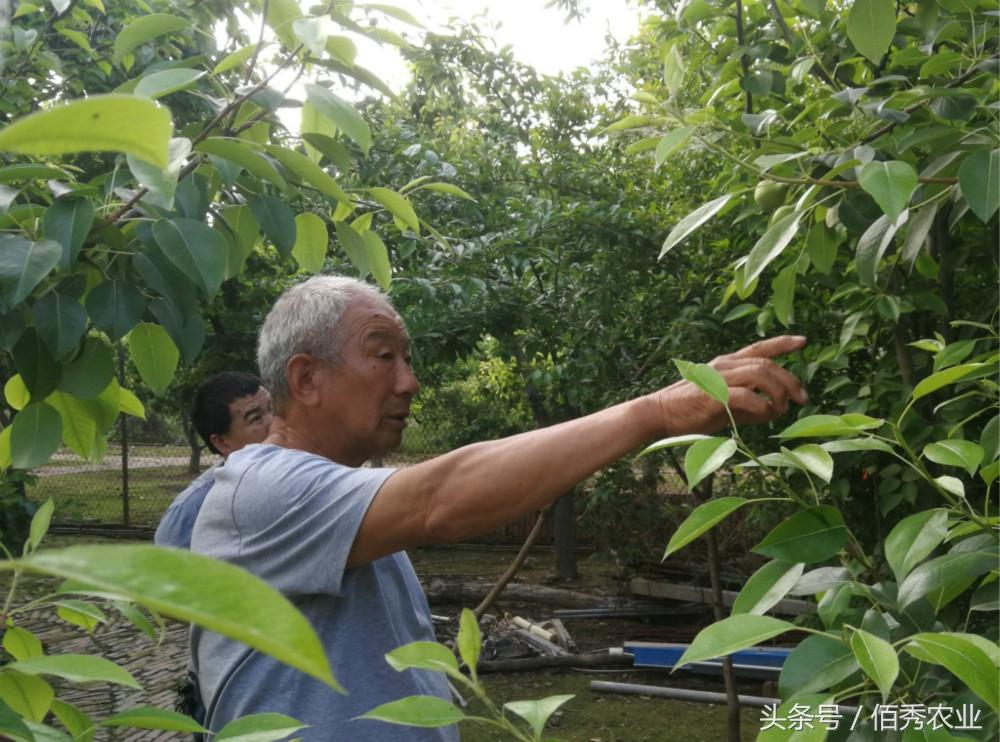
[192,372,262,455]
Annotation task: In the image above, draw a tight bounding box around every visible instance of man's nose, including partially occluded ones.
[396,364,420,397]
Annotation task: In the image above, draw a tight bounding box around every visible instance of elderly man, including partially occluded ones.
[155,372,272,550]
[190,275,807,740]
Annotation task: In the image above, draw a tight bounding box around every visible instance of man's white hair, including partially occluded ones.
[257,275,394,413]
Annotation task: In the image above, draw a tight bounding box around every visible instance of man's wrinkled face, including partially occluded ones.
[212,388,272,457]
[316,299,420,465]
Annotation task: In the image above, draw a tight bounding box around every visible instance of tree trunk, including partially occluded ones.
[553,489,578,580]
[183,412,201,475]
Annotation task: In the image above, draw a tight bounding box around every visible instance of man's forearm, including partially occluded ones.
[400,395,663,544]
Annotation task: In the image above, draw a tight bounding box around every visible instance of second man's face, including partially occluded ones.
[214,388,273,457]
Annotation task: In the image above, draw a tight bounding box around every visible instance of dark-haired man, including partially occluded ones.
[155,372,272,549]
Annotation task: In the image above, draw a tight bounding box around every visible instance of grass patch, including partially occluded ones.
[460,671,762,741]
[28,466,203,526]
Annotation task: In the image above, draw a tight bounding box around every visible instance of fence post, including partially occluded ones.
[118,345,130,526]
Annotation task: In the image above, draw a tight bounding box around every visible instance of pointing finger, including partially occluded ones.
[724,335,807,361]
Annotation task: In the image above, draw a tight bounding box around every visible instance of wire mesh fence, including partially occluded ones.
[27,425,446,530]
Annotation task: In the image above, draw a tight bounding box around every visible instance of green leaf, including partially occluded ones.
[56,600,105,632]
[213,43,260,75]
[102,706,207,733]
[363,2,424,27]
[219,204,260,279]
[2,627,42,661]
[603,114,654,133]
[385,642,460,677]
[901,202,938,267]
[958,149,1000,223]
[0,237,61,306]
[325,35,358,64]
[847,0,896,63]
[362,232,392,291]
[127,136,191,210]
[126,323,179,396]
[885,509,948,583]
[744,210,801,284]
[11,402,62,469]
[654,127,693,167]
[59,337,115,400]
[659,194,731,258]
[418,182,475,201]
[898,551,996,608]
[47,392,99,462]
[858,161,918,222]
[369,187,420,234]
[673,359,729,405]
[305,84,371,155]
[904,633,999,712]
[664,497,748,558]
[778,634,858,698]
[357,696,464,728]
[777,414,882,439]
[754,506,847,563]
[505,695,575,739]
[12,329,60,401]
[4,375,28,411]
[291,213,328,273]
[457,608,481,676]
[26,498,54,554]
[113,601,157,640]
[683,437,737,489]
[152,219,228,298]
[266,0,303,49]
[43,199,94,271]
[0,671,54,722]
[134,69,205,99]
[85,280,146,342]
[663,45,685,96]
[856,211,907,287]
[265,145,350,204]
[783,444,834,483]
[850,628,898,701]
[11,545,339,691]
[923,439,984,476]
[0,95,172,168]
[771,264,796,327]
[249,196,297,256]
[9,655,139,689]
[50,699,92,742]
[912,363,986,401]
[292,17,328,55]
[196,138,287,191]
[731,560,805,616]
[638,434,712,457]
[676,615,795,668]
[113,14,191,61]
[334,220,370,277]
[215,712,308,742]
[33,292,86,360]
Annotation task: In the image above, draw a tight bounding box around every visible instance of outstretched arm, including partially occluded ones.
[347,335,807,567]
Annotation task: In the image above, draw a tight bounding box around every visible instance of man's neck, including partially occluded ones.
[264,415,366,467]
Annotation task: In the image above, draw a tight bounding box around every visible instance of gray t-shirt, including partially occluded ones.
[190,444,458,741]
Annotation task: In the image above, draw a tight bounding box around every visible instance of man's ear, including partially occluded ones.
[284,353,324,408]
[209,432,234,458]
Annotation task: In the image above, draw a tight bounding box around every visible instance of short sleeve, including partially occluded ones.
[193,447,396,597]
